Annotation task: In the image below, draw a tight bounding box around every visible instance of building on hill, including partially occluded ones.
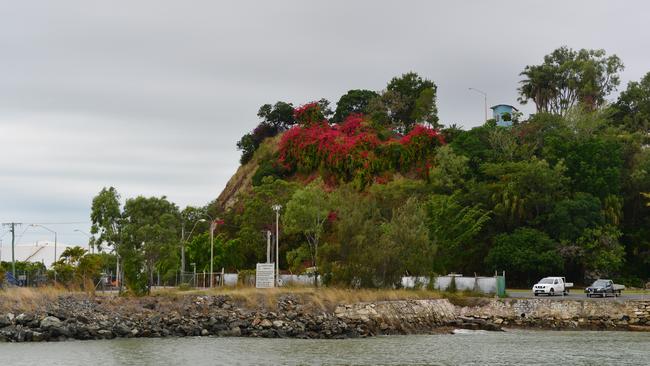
[491,104,519,127]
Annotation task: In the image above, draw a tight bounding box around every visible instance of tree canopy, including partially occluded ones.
[518,47,623,115]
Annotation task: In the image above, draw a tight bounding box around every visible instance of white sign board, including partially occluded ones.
[256,263,275,288]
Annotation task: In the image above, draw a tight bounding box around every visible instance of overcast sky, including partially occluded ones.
[1,0,649,249]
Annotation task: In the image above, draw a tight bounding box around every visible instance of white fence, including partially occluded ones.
[401,275,498,294]
[216,273,498,294]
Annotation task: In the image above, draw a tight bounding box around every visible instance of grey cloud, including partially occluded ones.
[1,0,649,245]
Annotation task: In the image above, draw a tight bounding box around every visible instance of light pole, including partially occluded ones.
[181,218,207,274]
[74,229,93,253]
[209,218,223,288]
[469,87,488,123]
[272,204,282,287]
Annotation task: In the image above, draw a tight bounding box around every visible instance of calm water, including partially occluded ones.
[1,330,649,366]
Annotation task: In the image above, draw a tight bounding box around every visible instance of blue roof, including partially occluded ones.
[490,104,519,111]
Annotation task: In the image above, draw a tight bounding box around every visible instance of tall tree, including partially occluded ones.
[332,89,379,123]
[427,194,491,273]
[120,196,180,294]
[90,187,121,252]
[380,198,433,281]
[283,182,330,285]
[257,101,296,130]
[612,72,650,132]
[370,72,439,131]
[518,47,623,115]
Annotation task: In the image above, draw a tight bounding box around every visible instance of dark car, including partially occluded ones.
[585,279,625,298]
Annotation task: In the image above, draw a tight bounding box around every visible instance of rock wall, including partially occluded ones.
[1,296,650,342]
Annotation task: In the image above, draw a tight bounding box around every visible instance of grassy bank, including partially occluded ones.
[0,286,489,313]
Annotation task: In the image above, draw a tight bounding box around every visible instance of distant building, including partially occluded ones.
[491,104,519,127]
[0,241,80,269]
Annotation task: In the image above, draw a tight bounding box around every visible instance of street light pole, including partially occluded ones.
[181,219,206,275]
[74,229,93,253]
[469,87,488,123]
[272,204,282,287]
[209,219,222,288]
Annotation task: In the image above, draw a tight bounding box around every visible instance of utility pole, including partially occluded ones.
[2,223,21,276]
[272,204,282,287]
[180,223,185,274]
[266,230,272,263]
[210,221,215,288]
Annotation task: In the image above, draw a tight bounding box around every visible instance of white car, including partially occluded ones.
[532,277,573,296]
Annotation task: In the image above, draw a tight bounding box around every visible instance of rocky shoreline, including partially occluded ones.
[1,295,649,342]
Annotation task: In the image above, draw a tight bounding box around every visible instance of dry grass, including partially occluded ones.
[0,285,484,314]
[0,286,76,313]
[153,286,445,312]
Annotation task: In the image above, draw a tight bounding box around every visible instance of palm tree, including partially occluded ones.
[60,246,87,265]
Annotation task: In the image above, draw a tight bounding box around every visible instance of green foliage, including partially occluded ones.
[319,187,437,288]
[252,157,287,186]
[482,158,569,228]
[60,246,87,265]
[544,192,603,242]
[257,101,296,130]
[235,177,299,266]
[90,186,121,252]
[380,198,433,282]
[427,194,491,273]
[543,133,623,199]
[486,228,562,286]
[185,232,242,273]
[518,46,623,115]
[286,244,311,274]
[368,72,439,131]
[612,72,650,133]
[332,89,379,123]
[576,225,625,279]
[119,195,181,295]
[283,182,330,282]
[386,72,439,129]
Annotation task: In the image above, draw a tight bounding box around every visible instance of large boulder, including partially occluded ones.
[0,314,14,327]
[39,316,62,329]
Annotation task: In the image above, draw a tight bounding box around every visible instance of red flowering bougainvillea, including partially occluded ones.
[399,124,446,177]
[279,112,444,189]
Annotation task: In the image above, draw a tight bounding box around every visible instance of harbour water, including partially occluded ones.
[1,330,649,365]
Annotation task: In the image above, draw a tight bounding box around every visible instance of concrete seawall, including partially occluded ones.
[457,299,650,331]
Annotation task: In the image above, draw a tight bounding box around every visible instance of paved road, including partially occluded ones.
[508,291,650,301]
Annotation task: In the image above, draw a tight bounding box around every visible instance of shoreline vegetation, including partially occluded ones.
[1,287,650,343]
